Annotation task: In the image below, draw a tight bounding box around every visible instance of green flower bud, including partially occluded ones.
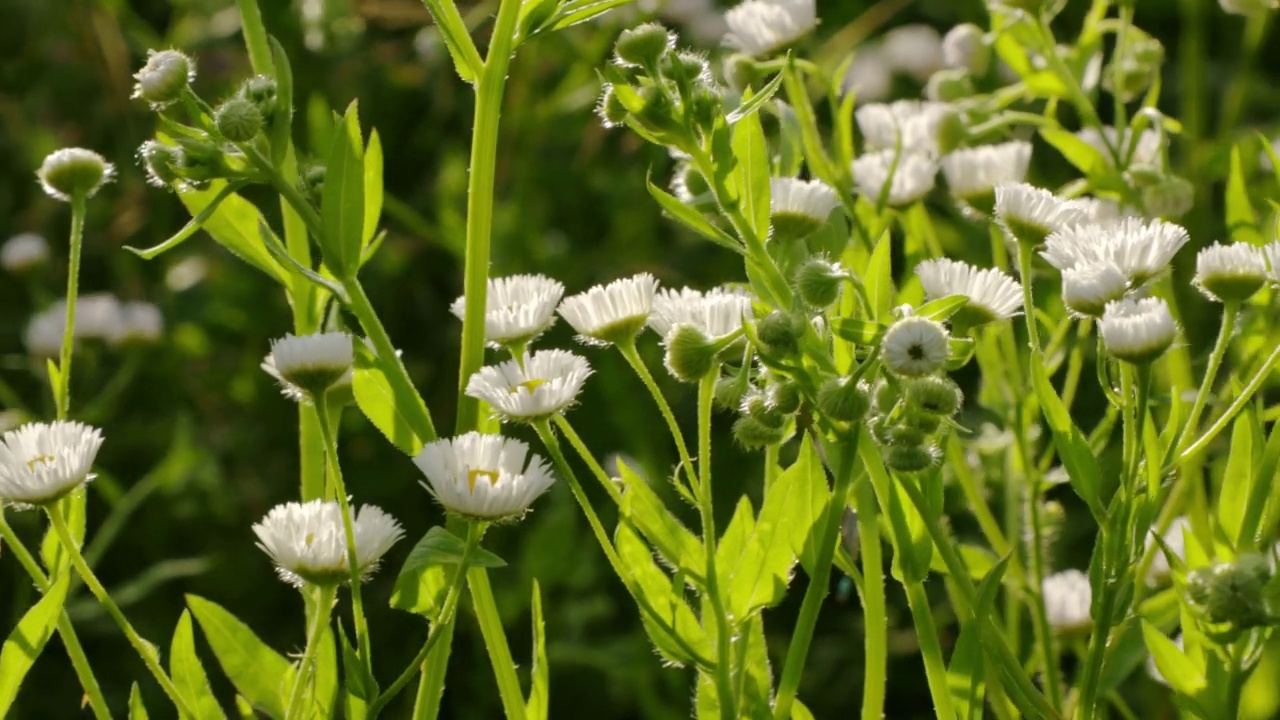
[660,50,710,86]
[664,324,719,383]
[37,147,115,202]
[885,424,928,447]
[886,442,940,473]
[1185,566,1214,608]
[756,310,801,357]
[597,85,631,128]
[132,49,195,107]
[687,84,723,136]
[873,379,901,413]
[715,371,750,410]
[300,164,327,204]
[733,414,789,449]
[1103,28,1163,104]
[902,412,941,434]
[1141,176,1194,219]
[925,68,976,103]
[215,98,264,142]
[615,23,675,68]
[743,393,788,429]
[634,84,682,136]
[672,162,712,204]
[905,375,964,417]
[239,75,278,118]
[1188,557,1273,631]
[138,141,184,189]
[768,378,802,415]
[795,258,845,308]
[817,377,870,423]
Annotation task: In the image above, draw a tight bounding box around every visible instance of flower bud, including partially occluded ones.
[902,412,941,434]
[715,371,750,410]
[687,84,723,136]
[942,24,990,75]
[904,375,963,417]
[37,148,115,202]
[934,110,968,156]
[925,68,976,103]
[1188,555,1273,631]
[239,75,279,118]
[633,85,682,137]
[300,164,327,203]
[768,379,802,415]
[672,163,712,204]
[872,378,901,413]
[597,85,630,128]
[742,393,788,429]
[817,377,870,423]
[132,49,195,107]
[756,310,801,357]
[795,258,845,308]
[615,23,675,68]
[215,98,264,142]
[138,141,184,189]
[885,442,939,473]
[663,324,719,383]
[733,414,788,449]
[660,50,711,87]
[1141,176,1194,219]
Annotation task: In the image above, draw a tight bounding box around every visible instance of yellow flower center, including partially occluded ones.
[513,378,545,393]
[467,468,500,491]
[25,454,55,471]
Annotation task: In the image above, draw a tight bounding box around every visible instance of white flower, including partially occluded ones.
[24,308,64,358]
[76,293,125,340]
[1077,127,1162,170]
[450,274,564,349]
[1043,569,1092,632]
[0,421,103,507]
[842,48,892,105]
[253,500,404,587]
[852,150,938,207]
[770,177,839,239]
[465,350,593,422]
[269,332,354,397]
[413,432,556,520]
[722,0,816,57]
[649,286,752,339]
[1063,196,1138,223]
[994,183,1091,246]
[941,142,1032,201]
[881,315,950,377]
[1061,261,1129,317]
[1146,516,1192,585]
[1,233,50,273]
[1194,241,1268,302]
[1042,218,1190,286]
[916,258,1022,327]
[880,24,943,82]
[856,100,956,155]
[1265,241,1280,284]
[558,273,660,346]
[110,302,164,345]
[942,23,989,75]
[1099,297,1177,364]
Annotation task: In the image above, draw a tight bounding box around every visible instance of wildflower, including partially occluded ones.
[110,302,164,346]
[880,24,943,83]
[1145,516,1192,586]
[252,500,403,587]
[138,141,187,190]
[856,100,958,155]
[614,22,676,68]
[817,377,871,423]
[132,49,195,108]
[722,0,817,58]
[795,257,845,307]
[451,274,564,350]
[214,98,264,143]
[268,332,354,399]
[649,286,751,340]
[413,432,556,520]
[1061,261,1129,317]
[38,148,115,202]
[882,315,950,377]
[904,375,963,417]
[1042,218,1190,286]
[994,183,1090,247]
[916,258,1022,329]
[76,293,126,340]
[23,308,63,358]
[770,177,839,240]
[842,49,892,105]
[1098,297,1177,364]
[559,273,659,347]
[852,150,938,207]
[1,233,50,274]
[1186,554,1273,631]
[942,23,990,75]
[940,142,1032,206]
[885,442,941,473]
[1042,569,1092,633]
[1194,242,1267,303]
[465,350,592,423]
[0,421,103,508]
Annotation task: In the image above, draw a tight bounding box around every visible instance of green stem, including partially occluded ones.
[55,196,86,420]
[1169,303,1237,459]
[368,521,481,718]
[1225,643,1247,719]
[314,397,374,681]
[853,472,887,720]
[454,0,524,435]
[772,433,859,720]
[47,503,193,717]
[1075,584,1116,720]
[234,0,275,75]
[412,619,455,720]
[617,341,698,492]
[467,568,527,720]
[1169,338,1280,473]
[1018,420,1062,710]
[552,416,622,504]
[904,581,958,720]
[1016,241,1041,355]
[697,374,736,720]
[284,584,338,720]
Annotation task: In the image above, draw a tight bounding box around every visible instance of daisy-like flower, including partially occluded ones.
[881,315,950,377]
[1194,242,1267,303]
[253,500,404,587]
[465,350,593,423]
[110,302,164,346]
[880,24,943,83]
[451,274,564,350]
[1265,241,1280,284]
[941,142,1032,207]
[842,48,893,106]
[38,148,115,203]
[558,273,660,347]
[1,233,49,274]
[413,432,556,520]
[916,258,1022,330]
[269,332,354,399]
[1042,218,1190,286]
[852,150,938,207]
[76,293,125,340]
[994,183,1091,247]
[0,421,104,508]
[132,49,196,108]
[1061,261,1129,317]
[1077,127,1162,170]
[856,100,956,155]
[1099,296,1177,364]
[722,0,816,58]
[650,286,753,339]
[770,177,839,240]
[1043,569,1092,633]
[1145,516,1192,586]
[942,23,989,75]
[1063,196,1136,223]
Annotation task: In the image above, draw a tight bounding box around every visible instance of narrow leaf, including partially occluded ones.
[1226,145,1263,245]
[351,341,431,455]
[726,72,785,124]
[1031,360,1105,519]
[525,580,549,720]
[177,181,288,284]
[128,684,150,720]
[187,595,292,719]
[0,573,71,712]
[645,174,745,256]
[729,101,772,242]
[319,103,366,277]
[363,130,384,248]
[126,182,242,259]
[170,610,226,720]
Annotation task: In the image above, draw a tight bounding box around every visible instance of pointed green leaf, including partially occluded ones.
[339,625,375,705]
[726,72,785,124]
[645,174,745,255]
[351,341,431,456]
[1217,409,1260,549]
[948,555,1009,720]
[916,294,969,322]
[865,233,895,321]
[363,130,383,250]
[525,580,549,720]
[831,318,885,345]
[1031,360,1105,520]
[187,595,292,719]
[728,100,772,242]
[126,182,243,259]
[170,610,226,720]
[177,181,288,284]
[1141,622,1206,699]
[268,37,294,167]
[319,103,366,278]
[614,522,711,668]
[616,460,705,585]
[128,683,150,720]
[399,527,506,571]
[0,573,70,712]
[1226,145,1263,245]
[549,0,635,30]
[1040,127,1110,176]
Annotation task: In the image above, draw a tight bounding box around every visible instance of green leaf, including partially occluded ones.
[126,182,243,259]
[170,610,226,720]
[351,341,432,456]
[516,0,562,41]
[1031,360,1106,520]
[313,625,340,720]
[128,683,149,720]
[187,595,292,719]
[728,101,772,243]
[525,580,549,720]
[400,527,506,571]
[865,233,895,321]
[1226,145,1264,245]
[0,573,70,713]
[178,181,288,285]
[363,130,383,251]
[420,0,482,82]
[319,102,366,278]
[1141,621,1207,699]
[549,0,635,30]
[645,174,745,256]
[390,563,449,620]
[726,72,785,124]
[831,318,885,345]
[41,494,84,574]
[948,555,1008,720]
[616,460,705,585]
[614,522,711,668]
[916,294,969,322]
[339,624,375,705]
[858,431,931,584]
[1040,127,1110,176]
[1217,408,1260,549]
[390,528,502,620]
[268,37,294,167]
[1238,414,1280,548]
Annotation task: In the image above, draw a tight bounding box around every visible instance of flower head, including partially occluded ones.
[1061,261,1129,317]
[770,177,838,240]
[722,0,817,57]
[941,142,1032,204]
[1194,242,1267,302]
[1043,569,1092,633]
[856,100,957,155]
[558,273,660,346]
[1,233,50,274]
[451,274,564,349]
[880,25,943,82]
[132,49,195,108]
[268,332,355,399]
[1042,218,1190,286]
[253,500,403,587]
[23,308,63,358]
[853,150,938,207]
[413,433,556,520]
[38,148,115,202]
[465,350,593,423]
[994,183,1090,247]
[942,23,990,75]
[882,315,950,377]
[0,421,103,508]
[1099,297,1177,364]
[916,258,1022,329]
[649,286,752,340]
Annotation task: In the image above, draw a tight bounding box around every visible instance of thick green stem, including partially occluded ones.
[368,522,481,718]
[772,434,859,720]
[55,196,86,419]
[1075,584,1116,720]
[467,568,527,720]
[47,503,192,717]
[696,374,736,720]
[617,341,698,491]
[284,584,338,720]
[853,472,887,720]
[412,619,455,720]
[1016,242,1041,355]
[904,582,958,720]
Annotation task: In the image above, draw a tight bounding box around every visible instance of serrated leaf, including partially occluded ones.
[187,595,292,719]
[170,610,226,720]
[614,522,710,668]
[616,460,705,585]
[351,342,431,456]
[177,182,288,284]
[0,573,70,713]
[421,0,481,82]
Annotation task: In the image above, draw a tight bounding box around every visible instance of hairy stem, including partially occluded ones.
[284,584,338,720]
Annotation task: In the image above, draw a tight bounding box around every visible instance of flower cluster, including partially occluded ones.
[25,294,164,357]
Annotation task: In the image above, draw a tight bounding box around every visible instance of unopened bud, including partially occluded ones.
[664,325,719,382]
[872,379,901,413]
[886,442,939,473]
[240,75,278,118]
[756,310,801,356]
[38,148,115,202]
[133,49,195,107]
[795,258,845,308]
[768,379,802,415]
[615,23,675,68]
[215,98,264,142]
[905,375,963,417]
[817,377,870,423]
[733,414,788,449]
[597,85,630,128]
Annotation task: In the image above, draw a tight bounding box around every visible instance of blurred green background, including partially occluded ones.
[2,0,1279,717]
